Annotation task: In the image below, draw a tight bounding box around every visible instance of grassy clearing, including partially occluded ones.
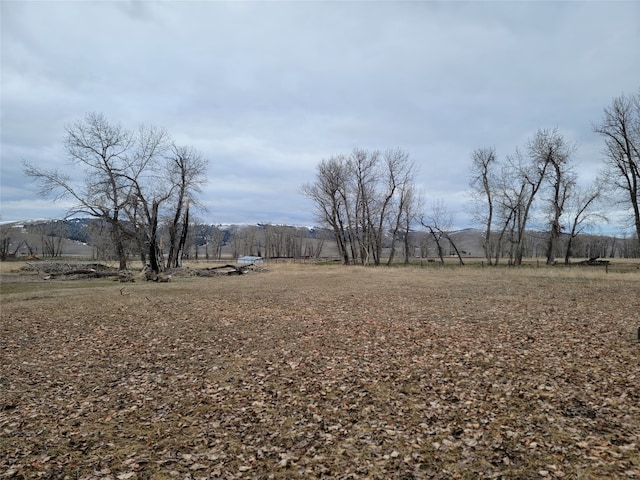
[1,264,639,479]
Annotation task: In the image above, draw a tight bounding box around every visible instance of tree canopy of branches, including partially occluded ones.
[469,128,593,265]
[23,112,208,272]
[469,147,497,265]
[301,148,417,266]
[594,90,640,252]
[470,90,640,265]
[527,128,576,265]
[420,199,465,266]
[561,183,606,264]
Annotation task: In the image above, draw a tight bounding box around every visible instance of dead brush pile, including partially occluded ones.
[170,263,269,278]
[1,265,638,479]
[19,262,118,275]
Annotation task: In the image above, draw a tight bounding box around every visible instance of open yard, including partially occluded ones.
[1,263,639,479]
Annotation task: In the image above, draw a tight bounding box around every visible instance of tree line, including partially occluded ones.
[469,90,639,265]
[21,90,639,268]
[304,90,639,265]
[3,217,637,265]
[0,217,333,264]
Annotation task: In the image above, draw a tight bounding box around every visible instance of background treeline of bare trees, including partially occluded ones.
[0,219,332,264]
[13,91,639,267]
[23,113,208,272]
[470,90,639,265]
[2,217,638,265]
[302,90,638,266]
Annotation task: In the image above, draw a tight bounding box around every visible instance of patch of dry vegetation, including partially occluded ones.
[1,264,639,479]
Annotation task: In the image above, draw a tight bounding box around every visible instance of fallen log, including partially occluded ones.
[143,269,171,282]
[96,271,126,278]
[44,268,97,279]
[43,269,132,280]
[198,264,245,275]
[578,256,610,266]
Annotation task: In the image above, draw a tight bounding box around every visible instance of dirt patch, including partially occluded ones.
[1,265,639,478]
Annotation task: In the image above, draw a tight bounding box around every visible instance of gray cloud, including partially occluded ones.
[2,1,639,230]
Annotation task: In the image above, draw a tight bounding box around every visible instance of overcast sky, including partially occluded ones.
[1,1,639,231]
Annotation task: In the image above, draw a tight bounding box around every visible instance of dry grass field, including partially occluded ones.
[1,262,639,479]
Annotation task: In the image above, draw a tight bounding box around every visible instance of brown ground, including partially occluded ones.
[1,263,639,479]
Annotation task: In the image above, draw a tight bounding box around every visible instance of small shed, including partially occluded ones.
[237,255,264,264]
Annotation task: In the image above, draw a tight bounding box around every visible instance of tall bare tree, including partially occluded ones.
[301,155,351,265]
[421,199,465,266]
[400,185,420,265]
[528,128,576,264]
[502,150,536,266]
[594,90,640,249]
[302,148,417,266]
[384,149,417,266]
[165,144,208,268]
[508,128,566,266]
[469,147,497,265]
[348,148,379,265]
[24,113,207,272]
[24,113,135,269]
[486,159,522,265]
[122,124,172,272]
[562,183,606,264]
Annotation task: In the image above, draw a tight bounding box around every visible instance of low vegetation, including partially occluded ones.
[1,263,638,479]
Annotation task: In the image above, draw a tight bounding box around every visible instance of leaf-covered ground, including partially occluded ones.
[1,264,639,479]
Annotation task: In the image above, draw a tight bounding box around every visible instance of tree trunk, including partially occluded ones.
[427,226,445,265]
[111,220,128,271]
[175,200,190,267]
[564,233,575,265]
[547,218,561,265]
[443,232,465,266]
[148,201,163,273]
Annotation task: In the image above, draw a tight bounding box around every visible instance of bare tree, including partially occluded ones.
[85,219,116,261]
[562,183,606,264]
[0,240,9,262]
[401,185,420,265]
[528,128,576,264]
[508,129,563,266]
[241,225,259,256]
[24,113,207,273]
[0,225,14,261]
[32,221,66,257]
[497,150,532,265]
[488,159,521,265]
[165,144,208,268]
[469,147,497,265]
[384,149,417,266]
[301,155,351,265]
[205,225,225,260]
[594,90,640,249]
[302,148,417,266]
[122,124,172,272]
[347,148,379,265]
[308,227,328,259]
[410,231,430,259]
[229,226,242,259]
[421,199,464,266]
[24,113,135,269]
[470,131,580,265]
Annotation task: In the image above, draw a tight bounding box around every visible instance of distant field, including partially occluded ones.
[1,263,639,479]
